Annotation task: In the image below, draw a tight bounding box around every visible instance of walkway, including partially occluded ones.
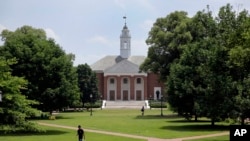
[38,122,229,141]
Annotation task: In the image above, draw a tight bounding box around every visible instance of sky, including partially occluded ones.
[1,0,250,66]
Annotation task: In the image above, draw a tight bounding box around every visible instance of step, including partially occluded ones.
[103,100,150,109]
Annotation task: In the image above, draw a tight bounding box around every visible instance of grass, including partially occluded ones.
[184,135,229,141]
[0,108,230,140]
[0,126,145,141]
[37,109,229,139]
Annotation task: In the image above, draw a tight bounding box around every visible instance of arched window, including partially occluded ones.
[136,78,141,84]
[123,41,127,49]
[123,78,128,84]
[110,78,115,84]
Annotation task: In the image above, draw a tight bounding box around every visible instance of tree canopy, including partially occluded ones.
[0,58,41,132]
[0,26,80,113]
[142,4,250,125]
[140,11,192,81]
[77,64,99,107]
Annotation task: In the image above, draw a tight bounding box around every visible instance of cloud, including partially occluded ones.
[131,38,148,56]
[137,0,156,13]
[44,28,60,43]
[114,0,157,13]
[0,24,7,33]
[114,0,126,10]
[87,35,111,45]
[140,19,154,31]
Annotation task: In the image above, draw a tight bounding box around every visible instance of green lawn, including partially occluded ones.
[0,126,145,141]
[184,135,229,141]
[38,109,229,139]
[0,108,230,141]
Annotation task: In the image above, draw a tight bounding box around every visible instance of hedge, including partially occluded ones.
[149,100,167,108]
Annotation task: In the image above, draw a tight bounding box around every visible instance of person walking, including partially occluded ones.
[77,125,85,141]
[141,106,145,116]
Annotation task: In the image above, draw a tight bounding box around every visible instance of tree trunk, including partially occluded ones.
[211,118,215,126]
[195,114,198,122]
[241,117,245,125]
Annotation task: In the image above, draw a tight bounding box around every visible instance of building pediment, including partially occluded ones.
[104,59,139,74]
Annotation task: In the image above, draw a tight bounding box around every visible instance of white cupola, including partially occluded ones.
[120,16,131,58]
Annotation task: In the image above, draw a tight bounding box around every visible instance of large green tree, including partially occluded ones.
[147,4,250,125]
[0,58,41,132]
[77,64,98,107]
[0,26,80,113]
[140,11,192,81]
[225,6,250,125]
[167,8,217,121]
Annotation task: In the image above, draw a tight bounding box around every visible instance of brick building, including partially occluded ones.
[91,18,164,101]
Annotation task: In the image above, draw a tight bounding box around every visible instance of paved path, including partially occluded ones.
[38,122,229,141]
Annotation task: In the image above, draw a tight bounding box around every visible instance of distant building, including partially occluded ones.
[91,17,164,101]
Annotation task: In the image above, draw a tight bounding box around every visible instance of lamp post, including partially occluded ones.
[161,95,163,116]
[0,90,2,102]
[90,94,93,116]
[150,95,152,110]
[100,95,102,110]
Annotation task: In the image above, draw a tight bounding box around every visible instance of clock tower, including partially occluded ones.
[120,16,131,58]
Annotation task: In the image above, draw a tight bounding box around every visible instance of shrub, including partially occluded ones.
[84,101,102,109]
[149,100,167,108]
[0,122,45,134]
[49,116,56,120]
[40,113,49,119]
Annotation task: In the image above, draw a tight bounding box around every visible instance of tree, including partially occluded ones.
[167,4,250,125]
[167,8,217,121]
[0,26,80,113]
[76,64,98,107]
[226,7,250,124]
[0,58,41,132]
[140,11,192,81]
[199,40,233,126]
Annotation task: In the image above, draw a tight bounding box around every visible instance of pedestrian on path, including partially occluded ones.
[77,125,85,141]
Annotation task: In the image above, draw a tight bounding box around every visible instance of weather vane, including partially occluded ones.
[123,16,127,25]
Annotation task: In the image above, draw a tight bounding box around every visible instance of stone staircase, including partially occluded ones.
[103,100,149,109]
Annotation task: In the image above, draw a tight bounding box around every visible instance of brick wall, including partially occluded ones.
[95,72,164,101]
[147,72,164,99]
[96,73,104,97]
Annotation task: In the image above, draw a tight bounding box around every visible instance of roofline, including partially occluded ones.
[93,70,104,73]
[104,72,147,76]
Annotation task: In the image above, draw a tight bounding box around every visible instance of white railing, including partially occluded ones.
[102,100,106,109]
[145,100,150,109]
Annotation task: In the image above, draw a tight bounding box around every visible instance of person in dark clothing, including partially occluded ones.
[141,106,145,116]
[77,125,85,141]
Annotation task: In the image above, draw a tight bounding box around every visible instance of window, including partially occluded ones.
[110,78,114,84]
[123,78,128,84]
[123,41,128,49]
[136,78,141,84]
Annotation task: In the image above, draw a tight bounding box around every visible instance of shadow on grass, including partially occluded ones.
[135,114,181,119]
[0,129,68,136]
[161,124,229,132]
[168,119,211,123]
[55,115,74,120]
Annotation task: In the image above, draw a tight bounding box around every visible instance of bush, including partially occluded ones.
[0,122,45,134]
[149,100,167,108]
[49,116,56,120]
[70,101,83,108]
[84,101,102,109]
[40,113,49,119]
